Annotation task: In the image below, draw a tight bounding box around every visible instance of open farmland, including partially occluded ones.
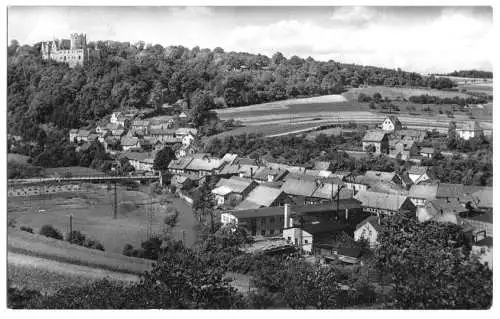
[343,86,470,100]
[212,86,492,140]
[8,183,198,254]
[7,153,31,164]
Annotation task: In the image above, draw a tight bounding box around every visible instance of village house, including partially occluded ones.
[167,157,194,175]
[103,136,121,154]
[313,161,333,172]
[221,153,239,165]
[106,123,121,131]
[470,187,493,210]
[460,210,492,238]
[69,129,79,142]
[436,183,466,202]
[419,147,435,159]
[354,190,416,217]
[212,176,258,206]
[380,115,403,132]
[95,123,109,135]
[235,185,287,210]
[175,127,198,137]
[184,156,226,177]
[122,151,156,172]
[354,215,383,248]
[455,121,483,140]
[111,129,126,138]
[362,130,389,154]
[283,201,365,258]
[408,184,438,207]
[74,129,92,143]
[120,136,142,151]
[110,112,131,128]
[148,128,177,141]
[416,199,467,224]
[253,167,289,183]
[394,129,427,142]
[130,120,151,135]
[221,206,286,237]
[407,166,432,184]
[171,175,195,191]
[354,170,398,188]
[182,133,196,148]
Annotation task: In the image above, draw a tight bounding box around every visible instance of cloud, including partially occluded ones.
[330,6,379,26]
[7,6,493,73]
[224,8,492,73]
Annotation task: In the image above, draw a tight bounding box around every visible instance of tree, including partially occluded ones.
[39,225,63,240]
[153,146,176,171]
[192,180,217,232]
[188,90,218,127]
[375,215,492,309]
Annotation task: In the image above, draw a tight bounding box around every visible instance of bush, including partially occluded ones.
[20,226,33,233]
[66,230,105,251]
[39,225,63,240]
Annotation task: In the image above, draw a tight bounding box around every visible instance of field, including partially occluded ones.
[343,86,470,100]
[210,85,492,140]
[8,183,198,254]
[7,153,30,164]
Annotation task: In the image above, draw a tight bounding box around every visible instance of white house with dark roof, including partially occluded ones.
[407,166,431,184]
[120,136,142,151]
[408,184,438,207]
[362,130,389,154]
[455,121,483,140]
[212,176,258,206]
[354,215,383,248]
[381,115,402,132]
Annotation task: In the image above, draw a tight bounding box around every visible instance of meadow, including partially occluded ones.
[7,184,197,254]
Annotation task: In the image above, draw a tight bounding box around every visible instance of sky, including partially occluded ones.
[7,6,494,73]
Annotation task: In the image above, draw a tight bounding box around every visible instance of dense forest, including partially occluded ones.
[9,39,451,140]
[441,70,493,79]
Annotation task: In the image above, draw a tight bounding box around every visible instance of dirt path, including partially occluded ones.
[8,251,141,283]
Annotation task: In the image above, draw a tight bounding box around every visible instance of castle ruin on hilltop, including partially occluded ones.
[41,33,88,67]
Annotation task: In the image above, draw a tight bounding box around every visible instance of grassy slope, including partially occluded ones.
[8,228,154,275]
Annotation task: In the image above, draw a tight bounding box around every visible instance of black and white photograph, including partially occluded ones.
[4,1,496,310]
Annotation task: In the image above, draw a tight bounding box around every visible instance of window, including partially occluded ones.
[260,218,265,225]
[287,236,291,241]
[304,240,309,244]
[269,229,274,236]
[294,238,298,245]
[261,230,266,236]
[270,217,275,224]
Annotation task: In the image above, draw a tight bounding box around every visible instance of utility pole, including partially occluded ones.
[69,215,73,235]
[113,182,117,219]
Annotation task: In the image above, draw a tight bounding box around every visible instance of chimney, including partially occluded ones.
[250,167,254,179]
[284,204,289,229]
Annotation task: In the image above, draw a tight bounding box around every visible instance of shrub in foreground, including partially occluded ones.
[39,225,63,240]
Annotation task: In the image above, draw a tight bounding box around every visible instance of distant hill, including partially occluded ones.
[440,70,493,79]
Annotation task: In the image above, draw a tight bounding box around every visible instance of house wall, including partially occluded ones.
[381,119,395,131]
[457,129,481,140]
[464,219,492,237]
[354,222,379,248]
[221,213,238,225]
[240,215,285,237]
[283,228,313,253]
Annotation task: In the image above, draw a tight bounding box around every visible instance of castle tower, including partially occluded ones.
[70,33,87,50]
